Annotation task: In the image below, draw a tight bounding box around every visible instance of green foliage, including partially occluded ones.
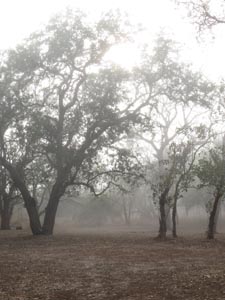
[195,146,225,193]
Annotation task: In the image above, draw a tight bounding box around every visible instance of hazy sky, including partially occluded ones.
[0,0,224,80]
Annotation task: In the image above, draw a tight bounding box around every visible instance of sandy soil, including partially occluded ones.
[0,228,225,300]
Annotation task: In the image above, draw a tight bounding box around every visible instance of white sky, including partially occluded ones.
[0,0,225,80]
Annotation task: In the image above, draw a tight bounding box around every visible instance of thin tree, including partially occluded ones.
[195,137,225,239]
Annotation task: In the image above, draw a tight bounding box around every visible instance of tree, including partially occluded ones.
[195,138,225,239]
[97,141,145,226]
[0,169,21,230]
[146,103,179,239]
[175,0,225,33]
[0,10,153,235]
[0,91,23,229]
[77,194,118,226]
[169,138,209,238]
[0,11,217,236]
[113,170,144,226]
[133,36,216,238]
[138,97,214,238]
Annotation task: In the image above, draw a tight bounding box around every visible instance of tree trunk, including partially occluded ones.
[0,195,12,230]
[12,180,42,235]
[25,195,43,235]
[213,197,222,234]
[207,192,221,239]
[165,203,172,231]
[172,195,178,238]
[158,216,167,239]
[122,197,131,226]
[1,211,11,229]
[1,211,11,230]
[158,189,169,239]
[42,183,65,235]
[0,159,42,235]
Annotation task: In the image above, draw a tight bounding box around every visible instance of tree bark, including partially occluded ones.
[172,184,180,238]
[1,210,11,229]
[165,203,172,231]
[25,195,43,235]
[158,217,167,239]
[42,183,65,235]
[0,194,13,230]
[0,159,42,235]
[207,192,221,239]
[213,197,222,234]
[172,196,178,238]
[158,187,170,239]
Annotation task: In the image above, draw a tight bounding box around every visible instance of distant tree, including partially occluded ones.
[114,173,144,226]
[77,195,118,226]
[104,143,145,226]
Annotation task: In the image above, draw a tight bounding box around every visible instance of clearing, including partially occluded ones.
[0,227,225,299]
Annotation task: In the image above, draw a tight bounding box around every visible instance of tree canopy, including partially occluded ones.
[0,8,222,237]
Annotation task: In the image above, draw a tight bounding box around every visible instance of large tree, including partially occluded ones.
[0,10,153,235]
[0,10,217,236]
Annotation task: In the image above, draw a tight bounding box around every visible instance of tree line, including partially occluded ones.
[1,6,225,239]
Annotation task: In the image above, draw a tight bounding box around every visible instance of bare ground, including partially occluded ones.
[0,227,225,300]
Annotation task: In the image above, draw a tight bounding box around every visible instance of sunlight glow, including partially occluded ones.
[105,43,142,70]
[0,0,224,79]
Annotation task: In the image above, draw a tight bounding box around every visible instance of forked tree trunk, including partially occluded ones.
[207,192,221,239]
[2,158,70,235]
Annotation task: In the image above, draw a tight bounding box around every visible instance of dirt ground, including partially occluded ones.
[0,227,225,300]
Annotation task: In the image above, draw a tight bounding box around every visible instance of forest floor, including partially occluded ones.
[0,227,225,300]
